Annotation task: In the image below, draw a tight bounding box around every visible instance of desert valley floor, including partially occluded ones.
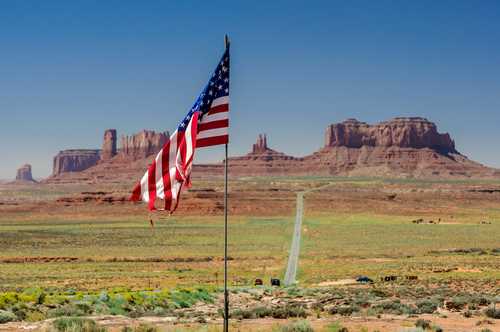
[0,176,499,331]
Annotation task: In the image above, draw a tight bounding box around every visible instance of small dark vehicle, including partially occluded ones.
[254,278,263,286]
[270,278,280,287]
[356,276,374,283]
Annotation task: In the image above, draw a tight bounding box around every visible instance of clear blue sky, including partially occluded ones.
[1,0,500,179]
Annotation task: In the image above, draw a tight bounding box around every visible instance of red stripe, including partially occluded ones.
[130,182,141,201]
[177,131,186,177]
[196,135,228,148]
[162,140,172,211]
[147,160,157,211]
[207,103,228,115]
[198,119,229,132]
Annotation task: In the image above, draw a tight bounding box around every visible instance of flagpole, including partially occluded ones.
[223,34,230,332]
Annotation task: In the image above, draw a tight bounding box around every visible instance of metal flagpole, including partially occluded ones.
[223,34,230,332]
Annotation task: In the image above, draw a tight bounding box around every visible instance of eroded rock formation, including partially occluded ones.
[252,134,268,154]
[52,150,100,175]
[120,130,169,160]
[324,117,456,153]
[101,129,117,161]
[16,164,35,182]
[46,118,499,182]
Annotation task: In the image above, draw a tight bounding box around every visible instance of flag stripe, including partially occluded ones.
[201,111,228,123]
[155,149,164,199]
[197,135,229,148]
[197,127,228,140]
[198,119,229,131]
[206,104,228,115]
[211,96,229,107]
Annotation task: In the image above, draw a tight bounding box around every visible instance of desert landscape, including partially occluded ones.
[1,117,499,331]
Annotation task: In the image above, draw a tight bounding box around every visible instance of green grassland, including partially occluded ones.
[0,204,498,291]
[1,177,499,290]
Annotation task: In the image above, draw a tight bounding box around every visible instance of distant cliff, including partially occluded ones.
[53,150,101,176]
[324,117,456,154]
[47,117,500,182]
[51,129,168,176]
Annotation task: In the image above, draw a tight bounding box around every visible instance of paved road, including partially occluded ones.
[283,183,335,286]
[284,192,304,286]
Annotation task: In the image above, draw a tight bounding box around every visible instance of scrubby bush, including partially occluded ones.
[274,320,314,332]
[445,297,468,311]
[336,305,359,316]
[326,322,348,332]
[51,317,107,332]
[415,319,431,330]
[0,310,17,324]
[271,305,307,319]
[416,299,439,314]
[431,325,443,332]
[484,308,500,319]
[373,300,414,315]
[49,304,88,317]
[121,324,158,332]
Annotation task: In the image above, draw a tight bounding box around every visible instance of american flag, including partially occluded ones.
[130,46,229,212]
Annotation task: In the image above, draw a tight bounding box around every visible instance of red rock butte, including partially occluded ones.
[45,117,500,183]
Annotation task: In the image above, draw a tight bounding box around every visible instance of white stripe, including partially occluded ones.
[197,127,228,139]
[211,96,229,108]
[155,148,164,199]
[140,171,149,202]
[169,131,178,201]
[200,111,228,124]
[185,116,194,163]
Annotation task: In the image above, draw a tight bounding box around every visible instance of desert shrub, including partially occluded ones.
[431,325,443,332]
[51,317,107,332]
[169,289,213,309]
[252,306,272,318]
[416,299,439,314]
[463,310,472,318]
[271,305,307,319]
[445,297,468,311]
[0,310,17,323]
[484,308,500,319]
[326,321,348,332]
[480,329,492,332]
[20,288,46,305]
[25,310,46,322]
[274,320,314,332]
[335,305,359,316]
[49,304,88,317]
[121,324,158,332]
[415,319,431,330]
[470,295,491,307]
[231,306,273,319]
[310,302,324,312]
[373,300,413,315]
[369,288,389,298]
[231,308,253,320]
[0,293,19,310]
[107,295,130,316]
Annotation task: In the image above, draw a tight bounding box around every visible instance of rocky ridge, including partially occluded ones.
[15,164,35,182]
[50,129,169,177]
[46,117,500,182]
[52,150,101,176]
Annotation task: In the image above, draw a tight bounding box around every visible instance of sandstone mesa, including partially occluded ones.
[44,117,500,184]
